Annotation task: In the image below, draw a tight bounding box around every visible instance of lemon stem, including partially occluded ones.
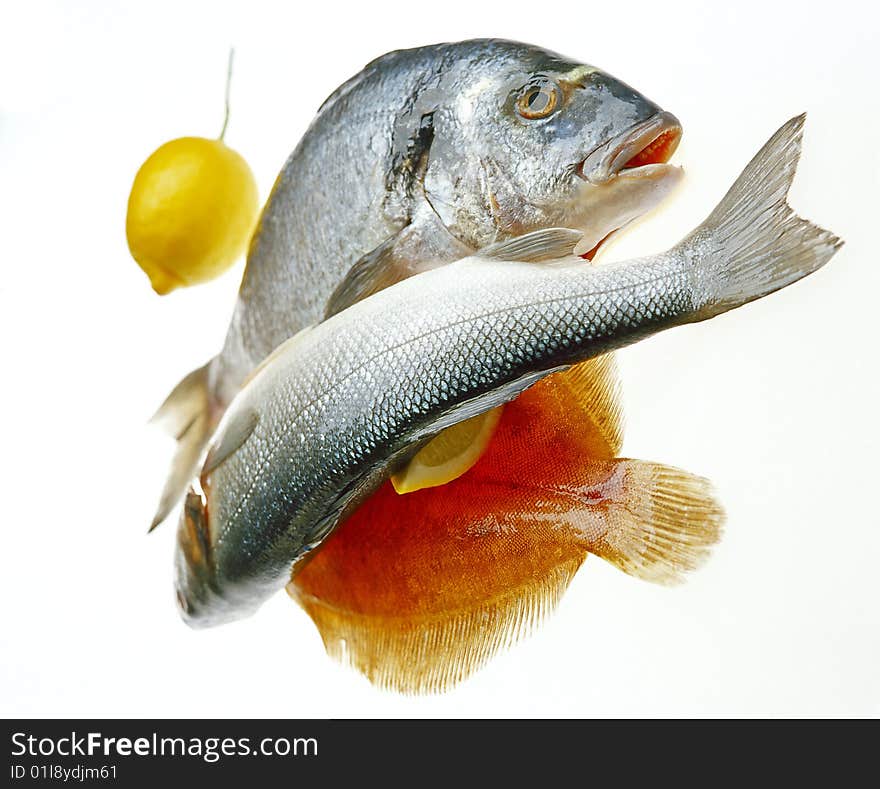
[219,48,234,141]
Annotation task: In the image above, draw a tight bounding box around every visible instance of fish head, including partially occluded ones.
[173,484,258,628]
[423,42,683,257]
[173,486,217,626]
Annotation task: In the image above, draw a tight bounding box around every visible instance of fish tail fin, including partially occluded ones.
[149,362,214,531]
[588,460,725,584]
[687,114,842,320]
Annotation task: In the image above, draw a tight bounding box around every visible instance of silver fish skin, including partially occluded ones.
[176,116,840,627]
[152,39,684,528]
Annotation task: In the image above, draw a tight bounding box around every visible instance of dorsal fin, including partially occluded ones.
[202,407,259,477]
[479,228,583,263]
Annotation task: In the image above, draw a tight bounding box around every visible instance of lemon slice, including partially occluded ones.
[391,406,503,494]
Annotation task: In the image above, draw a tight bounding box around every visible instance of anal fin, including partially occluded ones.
[292,556,580,695]
[288,474,587,694]
[290,455,724,693]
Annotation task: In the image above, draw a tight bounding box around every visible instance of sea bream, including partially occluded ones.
[175,116,841,627]
[151,39,684,528]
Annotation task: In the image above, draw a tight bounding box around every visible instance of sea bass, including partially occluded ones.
[176,116,840,626]
[151,39,683,527]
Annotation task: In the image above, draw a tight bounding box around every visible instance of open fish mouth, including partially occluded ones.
[575,111,683,260]
[578,111,682,185]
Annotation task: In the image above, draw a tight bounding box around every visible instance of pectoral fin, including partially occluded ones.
[323,237,406,318]
[478,227,583,263]
[202,407,259,477]
[324,206,472,318]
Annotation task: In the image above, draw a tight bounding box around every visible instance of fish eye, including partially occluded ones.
[515,78,561,120]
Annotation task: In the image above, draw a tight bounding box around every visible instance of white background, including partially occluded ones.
[1,0,877,718]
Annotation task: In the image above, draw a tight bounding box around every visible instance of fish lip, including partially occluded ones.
[577,111,682,185]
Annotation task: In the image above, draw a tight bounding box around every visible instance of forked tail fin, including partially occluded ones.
[684,114,842,320]
[149,362,214,531]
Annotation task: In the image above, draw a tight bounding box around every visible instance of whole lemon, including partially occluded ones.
[126,136,259,294]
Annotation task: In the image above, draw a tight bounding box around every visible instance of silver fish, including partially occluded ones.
[175,116,841,626]
[151,39,684,528]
